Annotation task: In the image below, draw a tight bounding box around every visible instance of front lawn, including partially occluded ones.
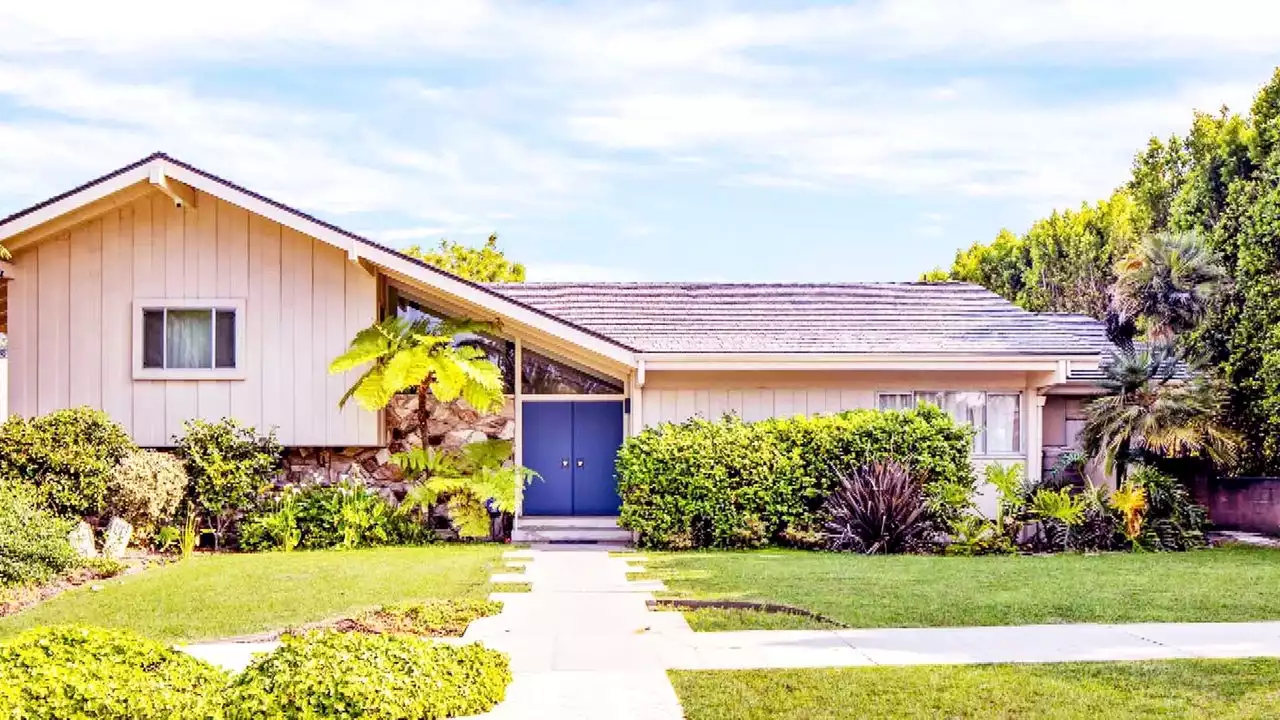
[0,545,505,642]
[649,545,1280,630]
[670,659,1280,719]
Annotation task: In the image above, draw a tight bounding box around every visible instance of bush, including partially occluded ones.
[822,460,937,553]
[346,600,504,637]
[616,406,975,549]
[241,480,433,552]
[0,408,137,517]
[0,483,79,587]
[224,630,511,719]
[1130,465,1210,550]
[108,450,189,528]
[0,626,228,720]
[175,418,282,549]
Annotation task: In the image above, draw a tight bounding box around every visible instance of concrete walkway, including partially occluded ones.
[178,545,1280,718]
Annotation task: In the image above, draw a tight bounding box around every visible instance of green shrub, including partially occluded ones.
[108,450,189,527]
[0,482,79,587]
[0,408,137,517]
[347,599,504,637]
[1130,465,1210,550]
[0,626,228,720]
[224,630,511,719]
[617,406,975,549]
[175,418,282,549]
[242,480,433,551]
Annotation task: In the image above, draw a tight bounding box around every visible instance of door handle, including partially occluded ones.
[561,458,569,469]
[576,458,585,468]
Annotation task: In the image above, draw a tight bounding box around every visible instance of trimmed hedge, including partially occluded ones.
[616,406,975,549]
[224,630,511,719]
[0,626,228,720]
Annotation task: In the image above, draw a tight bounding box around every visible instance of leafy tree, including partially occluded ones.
[405,233,525,282]
[329,316,505,445]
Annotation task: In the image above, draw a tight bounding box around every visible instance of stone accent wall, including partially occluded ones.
[281,394,516,498]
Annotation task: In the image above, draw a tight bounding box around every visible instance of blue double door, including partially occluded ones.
[522,401,625,516]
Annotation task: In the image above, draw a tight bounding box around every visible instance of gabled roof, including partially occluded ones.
[487,282,1114,356]
[0,152,638,366]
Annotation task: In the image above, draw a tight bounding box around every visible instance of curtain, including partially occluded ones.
[166,310,213,369]
[986,394,1021,454]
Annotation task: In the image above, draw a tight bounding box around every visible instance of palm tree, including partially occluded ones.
[1109,231,1226,345]
[1081,346,1240,481]
[329,316,505,444]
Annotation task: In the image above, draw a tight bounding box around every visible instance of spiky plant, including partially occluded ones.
[329,316,505,445]
[821,460,935,554]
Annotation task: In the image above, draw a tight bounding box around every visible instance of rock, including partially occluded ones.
[497,420,516,441]
[375,448,392,465]
[443,429,488,449]
[68,522,97,558]
[102,517,133,559]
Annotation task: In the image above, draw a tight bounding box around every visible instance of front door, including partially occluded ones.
[521,401,624,516]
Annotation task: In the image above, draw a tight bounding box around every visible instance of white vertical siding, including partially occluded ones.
[7,191,378,446]
[644,387,878,426]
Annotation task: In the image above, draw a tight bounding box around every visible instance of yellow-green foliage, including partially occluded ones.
[0,626,228,720]
[617,406,976,549]
[350,599,504,637]
[224,630,511,719]
[108,450,189,527]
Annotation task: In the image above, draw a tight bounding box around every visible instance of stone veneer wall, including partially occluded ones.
[280,394,516,498]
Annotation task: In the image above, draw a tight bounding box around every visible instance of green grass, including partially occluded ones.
[648,545,1280,630]
[0,545,504,643]
[671,659,1280,719]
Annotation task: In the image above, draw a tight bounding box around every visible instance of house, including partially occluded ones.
[0,153,1113,540]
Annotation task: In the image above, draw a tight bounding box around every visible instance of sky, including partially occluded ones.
[1,2,1278,283]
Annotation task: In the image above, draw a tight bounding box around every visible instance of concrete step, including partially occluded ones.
[512,525,634,544]
[519,516,621,530]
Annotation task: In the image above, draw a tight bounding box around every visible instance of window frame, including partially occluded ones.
[132,298,247,380]
[875,389,1023,457]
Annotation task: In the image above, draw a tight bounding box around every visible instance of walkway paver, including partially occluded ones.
[463,545,686,719]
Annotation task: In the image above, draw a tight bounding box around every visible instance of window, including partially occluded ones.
[134,299,244,379]
[522,349,624,395]
[876,390,1021,455]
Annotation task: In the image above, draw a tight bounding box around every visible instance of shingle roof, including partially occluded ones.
[486,282,1115,355]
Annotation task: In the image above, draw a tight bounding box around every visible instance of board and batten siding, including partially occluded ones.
[8,191,379,447]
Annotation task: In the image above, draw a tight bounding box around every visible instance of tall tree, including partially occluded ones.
[405,233,526,282]
[1110,231,1227,345]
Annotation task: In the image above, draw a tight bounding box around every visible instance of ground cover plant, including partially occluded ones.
[0,626,228,720]
[647,545,1280,630]
[671,658,1280,720]
[225,630,511,720]
[0,545,504,642]
[342,599,504,637]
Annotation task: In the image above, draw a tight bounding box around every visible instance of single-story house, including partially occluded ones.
[0,153,1113,541]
